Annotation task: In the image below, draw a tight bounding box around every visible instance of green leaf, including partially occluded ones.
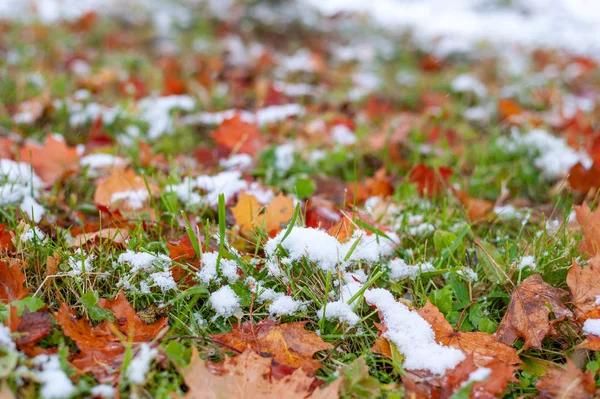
[165,341,189,368]
[429,285,453,315]
[293,177,316,199]
[434,230,464,258]
[11,296,45,315]
[475,240,508,284]
[341,357,381,399]
[81,291,115,323]
[468,303,483,327]
[447,274,469,304]
[478,317,498,334]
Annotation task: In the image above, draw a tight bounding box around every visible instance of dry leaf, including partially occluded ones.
[495,274,572,349]
[70,228,129,248]
[211,320,332,374]
[566,256,600,321]
[440,355,517,398]
[454,190,495,222]
[211,115,264,156]
[418,300,521,367]
[7,307,53,356]
[231,193,261,232]
[94,169,158,212]
[535,360,596,399]
[409,164,453,197]
[183,350,338,399]
[574,202,600,257]
[232,193,294,236]
[19,135,79,185]
[0,258,29,303]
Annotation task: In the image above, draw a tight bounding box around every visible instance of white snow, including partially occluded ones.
[583,319,600,336]
[389,259,435,280]
[90,385,114,398]
[34,354,76,399]
[80,154,125,171]
[110,189,149,210]
[149,271,177,292]
[268,295,307,317]
[20,196,45,223]
[197,252,239,284]
[137,95,195,139]
[68,251,95,276]
[219,154,253,171]
[20,225,46,243]
[331,125,357,145]
[451,74,487,98]
[210,285,241,319]
[182,104,304,126]
[0,325,15,352]
[364,288,465,374]
[0,159,45,222]
[126,343,158,384]
[274,144,295,172]
[517,255,536,271]
[320,300,360,326]
[461,367,491,388]
[118,250,172,274]
[457,268,479,281]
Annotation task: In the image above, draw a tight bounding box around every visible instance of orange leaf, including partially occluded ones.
[566,256,600,321]
[536,360,596,399]
[19,135,79,185]
[231,193,262,231]
[211,115,263,156]
[495,274,572,350]
[211,320,332,374]
[454,190,495,222]
[574,202,600,257]
[409,164,453,197]
[0,258,29,303]
[93,169,158,212]
[569,162,600,194]
[263,194,294,235]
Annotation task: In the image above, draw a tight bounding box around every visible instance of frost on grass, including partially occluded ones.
[34,354,76,399]
[126,343,158,384]
[364,288,465,374]
[264,226,398,275]
[210,285,241,319]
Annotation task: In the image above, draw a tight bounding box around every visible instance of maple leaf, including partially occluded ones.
[93,169,158,212]
[183,350,339,399]
[0,258,29,303]
[327,217,355,244]
[566,256,600,321]
[568,162,600,194]
[573,202,600,257]
[211,115,264,156]
[495,274,572,349]
[211,320,332,374]
[19,135,79,185]
[7,306,53,356]
[232,193,294,236]
[536,360,596,399]
[418,301,520,367]
[55,291,168,382]
[408,164,453,197]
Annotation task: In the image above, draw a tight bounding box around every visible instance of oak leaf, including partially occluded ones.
[55,291,167,382]
[183,350,339,399]
[211,115,263,156]
[94,169,158,212]
[0,258,29,303]
[19,135,79,185]
[418,301,520,367]
[574,202,600,257]
[211,320,332,374]
[535,360,596,399]
[495,274,572,349]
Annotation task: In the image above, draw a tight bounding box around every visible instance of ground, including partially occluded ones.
[1,1,600,398]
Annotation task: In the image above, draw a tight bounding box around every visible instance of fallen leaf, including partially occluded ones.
[566,256,600,321]
[327,217,355,244]
[574,202,600,257]
[0,258,29,303]
[19,135,79,185]
[262,194,294,235]
[408,164,453,197]
[418,300,521,367]
[232,193,294,236]
[211,320,332,374]
[93,169,158,212]
[70,228,129,248]
[535,360,596,399]
[7,307,53,356]
[0,138,16,159]
[569,162,600,194]
[231,193,261,232]
[495,274,572,349]
[454,190,495,222]
[55,291,167,382]
[183,350,338,399]
[211,115,264,156]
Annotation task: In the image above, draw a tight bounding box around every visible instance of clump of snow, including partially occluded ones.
[499,128,592,179]
[0,325,15,351]
[68,250,95,276]
[137,95,195,139]
[182,104,304,126]
[268,295,307,317]
[220,154,253,171]
[461,367,491,388]
[90,385,114,398]
[118,250,172,274]
[149,271,177,292]
[118,250,176,294]
[451,74,487,98]
[517,255,536,271]
[210,285,241,319]
[110,189,149,210]
[197,252,239,284]
[20,225,46,243]
[279,49,316,73]
[80,154,125,173]
[583,319,600,336]
[126,343,158,384]
[456,268,478,281]
[34,354,76,399]
[264,226,398,274]
[389,259,435,280]
[274,144,295,173]
[0,159,45,222]
[331,124,357,145]
[273,81,321,97]
[56,98,123,127]
[409,223,435,236]
[364,288,465,374]
[320,300,360,326]
[20,196,45,223]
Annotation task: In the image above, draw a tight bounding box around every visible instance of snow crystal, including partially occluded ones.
[34,354,76,399]
[268,296,307,317]
[320,300,360,326]
[331,124,357,145]
[137,95,195,139]
[210,285,241,319]
[197,252,239,284]
[90,385,114,398]
[126,343,158,384]
[118,250,172,273]
[364,288,465,374]
[149,271,177,292]
[389,259,435,280]
[110,189,149,210]
[517,255,536,271]
[451,74,487,98]
[274,144,295,173]
[583,319,600,336]
[0,325,15,352]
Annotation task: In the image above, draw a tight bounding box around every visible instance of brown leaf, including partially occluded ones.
[54,291,167,382]
[574,202,600,257]
[70,228,129,248]
[409,164,453,197]
[0,258,29,303]
[566,256,600,321]
[93,169,158,212]
[211,320,332,374]
[418,301,520,367]
[183,350,338,399]
[536,360,596,399]
[454,191,495,222]
[569,162,600,194]
[19,135,79,185]
[8,307,53,356]
[211,115,264,156]
[495,274,572,349]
